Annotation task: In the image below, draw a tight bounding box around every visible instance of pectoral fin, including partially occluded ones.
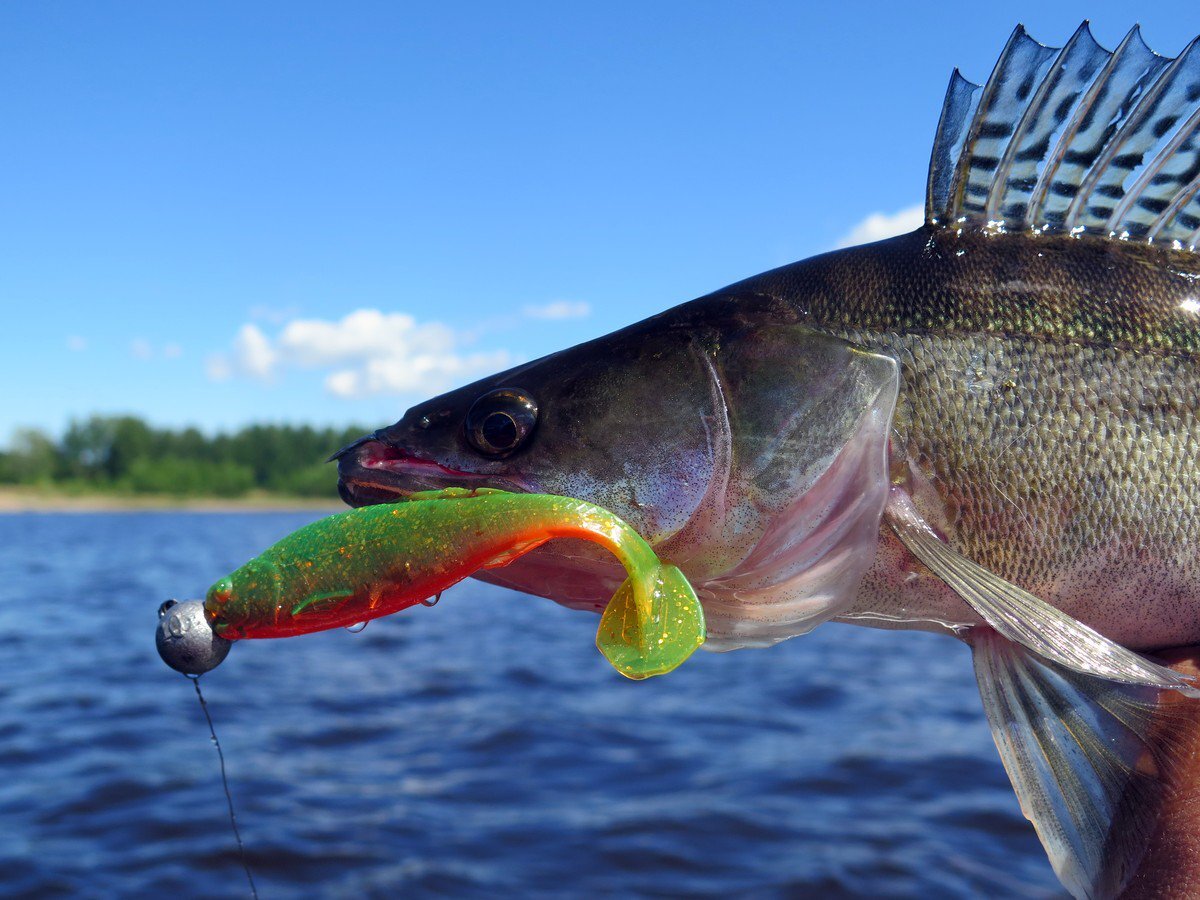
[971,628,1195,900]
[885,489,1200,696]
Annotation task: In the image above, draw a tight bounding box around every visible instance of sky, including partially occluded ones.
[5,2,1200,443]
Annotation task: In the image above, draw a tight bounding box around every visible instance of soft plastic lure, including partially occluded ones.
[201,487,705,679]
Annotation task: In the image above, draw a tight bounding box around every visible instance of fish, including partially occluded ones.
[334,23,1200,899]
[201,487,705,679]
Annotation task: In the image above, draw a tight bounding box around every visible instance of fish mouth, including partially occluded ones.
[334,433,610,608]
[333,433,527,507]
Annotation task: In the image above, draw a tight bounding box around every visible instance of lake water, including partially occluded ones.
[0,512,1064,897]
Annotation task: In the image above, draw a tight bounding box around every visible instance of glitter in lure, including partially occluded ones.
[203,488,705,679]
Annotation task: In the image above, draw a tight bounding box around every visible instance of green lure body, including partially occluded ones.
[204,488,704,679]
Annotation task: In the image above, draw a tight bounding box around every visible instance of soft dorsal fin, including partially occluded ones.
[928,23,1200,251]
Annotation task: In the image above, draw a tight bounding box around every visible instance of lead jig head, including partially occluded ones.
[156,599,233,675]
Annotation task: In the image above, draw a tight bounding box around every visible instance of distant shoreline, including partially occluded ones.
[0,486,345,513]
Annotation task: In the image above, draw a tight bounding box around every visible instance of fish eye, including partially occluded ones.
[465,388,538,458]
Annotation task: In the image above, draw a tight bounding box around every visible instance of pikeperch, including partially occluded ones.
[335,24,1200,899]
[202,487,704,680]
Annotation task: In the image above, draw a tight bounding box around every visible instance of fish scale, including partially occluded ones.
[733,230,1200,651]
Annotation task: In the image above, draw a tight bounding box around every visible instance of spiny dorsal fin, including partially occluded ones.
[928,23,1200,251]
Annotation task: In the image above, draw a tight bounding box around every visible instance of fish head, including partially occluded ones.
[336,308,725,544]
[336,293,899,647]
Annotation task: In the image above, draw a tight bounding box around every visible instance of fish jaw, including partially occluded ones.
[472,539,630,614]
[334,426,677,616]
[335,434,533,507]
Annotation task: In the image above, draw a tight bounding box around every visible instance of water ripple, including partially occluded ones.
[0,512,1064,897]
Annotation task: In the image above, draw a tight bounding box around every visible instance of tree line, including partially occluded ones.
[0,415,373,497]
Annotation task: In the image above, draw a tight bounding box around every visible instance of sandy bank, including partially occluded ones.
[0,486,345,513]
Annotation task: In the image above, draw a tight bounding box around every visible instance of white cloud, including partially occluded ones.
[162,343,183,359]
[323,347,511,398]
[130,338,153,360]
[276,310,434,367]
[835,204,925,249]
[522,300,590,320]
[66,335,87,352]
[208,308,511,399]
[232,323,277,379]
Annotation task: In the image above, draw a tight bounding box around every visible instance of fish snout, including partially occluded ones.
[333,433,415,507]
[334,422,528,507]
[331,431,400,507]
[326,431,382,464]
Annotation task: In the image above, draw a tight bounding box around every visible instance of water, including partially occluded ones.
[0,512,1064,898]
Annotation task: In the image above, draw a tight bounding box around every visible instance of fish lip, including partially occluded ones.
[335,437,527,507]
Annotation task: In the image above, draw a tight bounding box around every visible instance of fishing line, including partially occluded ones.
[188,675,259,900]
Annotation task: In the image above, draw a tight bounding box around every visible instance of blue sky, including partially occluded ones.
[5,2,1200,442]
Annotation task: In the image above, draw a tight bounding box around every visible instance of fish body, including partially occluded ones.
[338,234,1200,655]
[335,24,1200,899]
[742,227,1200,651]
[204,487,704,678]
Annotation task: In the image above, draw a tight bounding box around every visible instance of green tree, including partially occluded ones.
[0,428,59,484]
[7,417,371,498]
[268,461,341,497]
[60,416,117,480]
[107,416,156,480]
[125,458,256,497]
